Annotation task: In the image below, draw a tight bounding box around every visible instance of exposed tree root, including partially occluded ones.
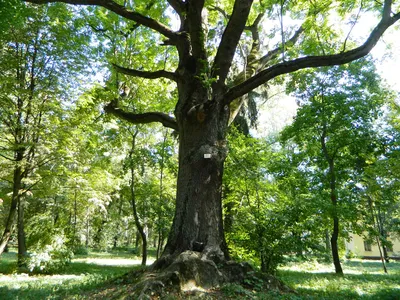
[83,251,294,299]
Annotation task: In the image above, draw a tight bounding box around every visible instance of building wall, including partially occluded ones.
[345,233,400,258]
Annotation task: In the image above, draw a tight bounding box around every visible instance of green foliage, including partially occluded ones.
[276,260,400,299]
[28,233,73,274]
[221,282,254,298]
[281,59,394,263]
[74,245,89,255]
[224,128,319,274]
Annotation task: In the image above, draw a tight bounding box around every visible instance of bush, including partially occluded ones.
[73,245,89,255]
[345,250,357,260]
[28,234,73,274]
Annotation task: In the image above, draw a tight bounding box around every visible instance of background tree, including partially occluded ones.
[281,59,392,274]
[0,3,91,267]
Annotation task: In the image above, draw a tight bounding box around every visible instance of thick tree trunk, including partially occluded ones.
[158,95,230,267]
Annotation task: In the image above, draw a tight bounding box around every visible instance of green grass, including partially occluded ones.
[267,259,400,299]
[1,251,399,299]
[0,250,147,300]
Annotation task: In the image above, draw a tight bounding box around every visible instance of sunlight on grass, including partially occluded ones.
[73,257,155,266]
[276,259,400,299]
[0,274,83,283]
[0,250,141,299]
[2,252,399,299]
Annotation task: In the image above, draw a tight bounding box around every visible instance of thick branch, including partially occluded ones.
[0,153,15,161]
[224,12,400,104]
[187,1,206,59]
[257,25,304,68]
[167,0,184,16]
[26,0,178,40]
[112,63,178,81]
[212,0,254,84]
[104,102,178,130]
[244,12,264,40]
[383,0,392,20]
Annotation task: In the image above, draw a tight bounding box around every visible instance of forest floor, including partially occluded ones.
[0,249,399,299]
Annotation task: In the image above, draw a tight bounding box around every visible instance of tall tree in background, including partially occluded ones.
[282,60,392,274]
[25,0,400,286]
[0,3,90,266]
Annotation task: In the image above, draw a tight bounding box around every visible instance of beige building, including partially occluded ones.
[345,233,400,259]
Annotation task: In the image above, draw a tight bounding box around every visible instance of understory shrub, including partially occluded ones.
[73,245,89,255]
[28,233,73,273]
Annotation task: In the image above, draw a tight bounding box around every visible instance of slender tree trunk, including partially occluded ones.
[17,195,28,268]
[0,153,24,255]
[135,231,141,253]
[156,131,166,260]
[376,208,390,263]
[367,196,388,273]
[113,198,124,249]
[85,210,90,248]
[129,129,147,266]
[329,163,343,275]
[73,188,77,248]
[321,126,343,275]
[325,229,331,253]
[330,215,343,275]
[156,228,163,260]
[53,197,59,225]
[375,235,388,273]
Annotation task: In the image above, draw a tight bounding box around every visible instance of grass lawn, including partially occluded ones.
[0,249,153,300]
[272,259,400,299]
[0,251,399,299]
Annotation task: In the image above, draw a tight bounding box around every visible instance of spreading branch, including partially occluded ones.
[167,0,184,16]
[256,25,304,69]
[104,102,178,130]
[224,10,400,104]
[112,63,178,81]
[0,153,15,161]
[212,0,254,85]
[187,1,207,59]
[25,0,178,40]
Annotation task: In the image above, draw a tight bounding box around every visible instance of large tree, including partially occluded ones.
[24,0,400,289]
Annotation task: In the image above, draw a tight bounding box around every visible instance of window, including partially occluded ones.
[386,244,393,252]
[364,241,372,251]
